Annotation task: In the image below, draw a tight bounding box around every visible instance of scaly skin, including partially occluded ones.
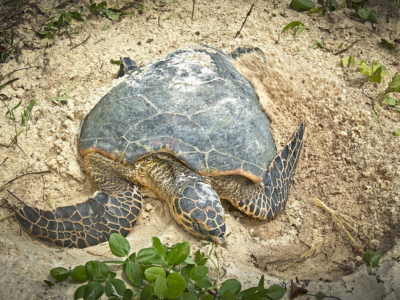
[14,123,304,248]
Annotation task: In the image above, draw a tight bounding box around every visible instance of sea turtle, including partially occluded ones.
[13,45,305,248]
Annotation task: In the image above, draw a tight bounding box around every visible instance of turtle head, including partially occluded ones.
[174,182,226,247]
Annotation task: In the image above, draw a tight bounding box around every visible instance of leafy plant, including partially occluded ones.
[381,39,395,51]
[357,8,378,23]
[21,99,37,126]
[47,81,78,105]
[45,234,287,300]
[1,99,21,122]
[0,28,15,63]
[341,57,388,84]
[36,4,84,39]
[90,1,132,21]
[290,0,315,11]
[310,40,324,50]
[138,3,148,14]
[363,250,381,272]
[282,21,308,37]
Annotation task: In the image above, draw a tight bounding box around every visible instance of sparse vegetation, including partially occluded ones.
[0,28,14,63]
[45,234,287,300]
[47,82,78,105]
[36,4,84,39]
[89,1,132,21]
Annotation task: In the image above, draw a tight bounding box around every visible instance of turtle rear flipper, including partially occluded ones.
[15,183,142,248]
[211,122,305,220]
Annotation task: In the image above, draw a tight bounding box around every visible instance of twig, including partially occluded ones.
[280,241,324,271]
[70,34,91,50]
[0,213,14,222]
[8,129,24,146]
[334,39,360,55]
[265,257,306,265]
[0,66,38,82]
[0,170,51,192]
[235,4,254,38]
[191,0,195,20]
[7,190,27,205]
[0,157,8,167]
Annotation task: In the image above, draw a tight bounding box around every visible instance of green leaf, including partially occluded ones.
[152,237,165,257]
[290,0,315,11]
[222,291,236,300]
[341,57,348,68]
[97,2,108,9]
[126,261,143,287]
[43,280,54,287]
[265,284,286,299]
[316,291,326,300]
[371,61,380,73]
[358,62,372,76]
[393,129,400,136]
[44,33,54,39]
[70,12,84,21]
[363,250,381,267]
[50,267,70,282]
[381,39,394,50]
[140,284,154,300]
[308,8,323,17]
[282,21,303,33]
[144,267,166,282]
[295,24,305,37]
[123,289,133,300]
[193,278,213,289]
[102,25,109,31]
[338,42,343,48]
[70,266,88,282]
[369,66,386,83]
[382,96,397,106]
[84,281,104,300]
[181,292,198,300]
[221,278,241,296]
[166,243,183,265]
[198,258,208,266]
[369,11,378,23]
[201,296,214,300]
[348,56,355,67]
[387,73,400,93]
[109,233,131,257]
[75,285,86,299]
[352,0,363,2]
[105,278,126,297]
[257,275,265,292]
[174,241,190,264]
[65,12,72,24]
[357,9,370,20]
[57,14,64,28]
[328,0,338,11]
[237,287,258,299]
[137,247,168,267]
[311,40,323,49]
[154,275,167,299]
[110,59,121,65]
[166,273,187,299]
[85,261,109,283]
[194,249,204,264]
[189,266,209,281]
[89,3,96,14]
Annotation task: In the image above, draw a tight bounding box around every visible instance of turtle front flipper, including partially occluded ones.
[211,122,305,220]
[14,154,143,248]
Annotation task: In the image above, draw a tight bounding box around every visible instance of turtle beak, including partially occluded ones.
[216,235,226,248]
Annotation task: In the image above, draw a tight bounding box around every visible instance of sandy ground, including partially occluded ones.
[0,0,399,299]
